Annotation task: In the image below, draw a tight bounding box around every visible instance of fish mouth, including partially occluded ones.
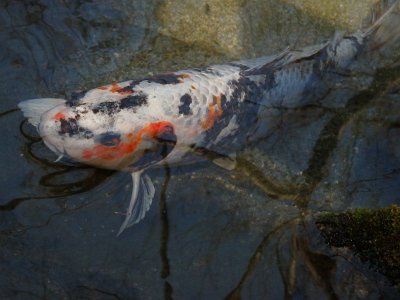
[41,137,83,166]
[42,135,64,158]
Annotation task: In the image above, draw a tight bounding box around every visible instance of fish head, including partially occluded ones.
[36,95,177,171]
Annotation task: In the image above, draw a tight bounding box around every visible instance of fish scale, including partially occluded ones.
[18,0,400,234]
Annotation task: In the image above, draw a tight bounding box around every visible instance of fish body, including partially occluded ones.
[18,1,400,234]
[25,43,360,171]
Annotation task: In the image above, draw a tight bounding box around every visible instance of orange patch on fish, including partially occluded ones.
[110,82,121,93]
[118,90,134,95]
[201,95,223,130]
[178,73,191,83]
[98,83,133,95]
[81,121,173,161]
[53,112,65,120]
[191,85,197,90]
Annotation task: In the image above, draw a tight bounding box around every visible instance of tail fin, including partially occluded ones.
[359,0,400,64]
[363,0,400,49]
[18,98,65,127]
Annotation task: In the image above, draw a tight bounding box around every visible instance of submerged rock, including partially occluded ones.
[157,0,378,58]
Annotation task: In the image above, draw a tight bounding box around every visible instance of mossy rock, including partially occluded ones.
[316,205,400,287]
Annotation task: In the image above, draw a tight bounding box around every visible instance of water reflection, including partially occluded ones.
[225,218,300,299]
[0,118,114,214]
[160,164,173,299]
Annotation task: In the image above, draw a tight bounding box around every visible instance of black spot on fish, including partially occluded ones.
[92,93,148,115]
[72,105,89,115]
[95,132,121,147]
[92,101,120,115]
[59,118,93,139]
[144,73,183,85]
[118,73,188,93]
[220,94,228,109]
[200,74,262,154]
[178,94,192,115]
[66,90,86,107]
[119,93,148,109]
[117,80,140,93]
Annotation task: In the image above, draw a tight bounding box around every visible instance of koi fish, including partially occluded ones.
[19,1,400,235]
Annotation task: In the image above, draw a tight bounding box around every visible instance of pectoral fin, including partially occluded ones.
[117,171,155,236]
[192,146,237,170]
[18,98,66,127]
[212,154,236,170]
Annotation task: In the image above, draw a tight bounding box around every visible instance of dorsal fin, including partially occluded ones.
[242,42,330,76]
[243,47,292,76]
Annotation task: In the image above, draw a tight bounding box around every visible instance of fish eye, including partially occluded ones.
[95,132,121,147]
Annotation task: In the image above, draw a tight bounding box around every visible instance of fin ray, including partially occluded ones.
[362,0,400,51]
[18,98,65,127]
[117,171,155,236]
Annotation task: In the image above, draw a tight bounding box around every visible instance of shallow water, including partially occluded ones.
[1,0,400,299]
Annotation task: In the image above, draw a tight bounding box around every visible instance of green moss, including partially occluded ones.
[316,205,400,287]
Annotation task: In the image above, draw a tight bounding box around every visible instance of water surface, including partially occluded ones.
[1,0,399,299]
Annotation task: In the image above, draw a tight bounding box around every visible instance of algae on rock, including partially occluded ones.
[316,206,400,287]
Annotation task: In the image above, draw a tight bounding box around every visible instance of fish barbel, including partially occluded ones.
[19,1,400,235]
